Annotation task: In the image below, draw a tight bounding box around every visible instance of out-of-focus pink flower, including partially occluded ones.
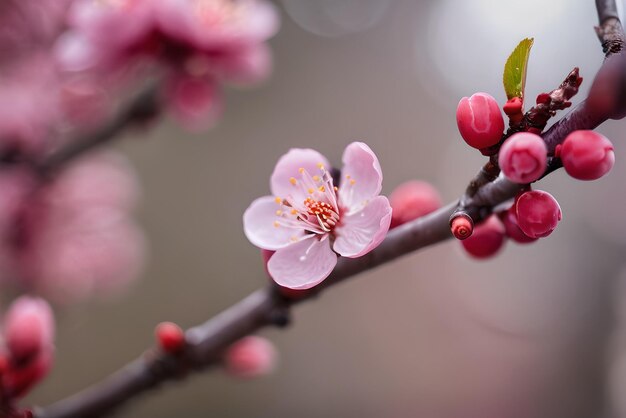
[0,0,72,63]
[41,151,140,213]
[4,296,54,363]
[26,211,146,303]
[17,152,146,303]
[224,336,276,378]
[244,142,392,289]
[0,55,62,156]
[57,0,279,130]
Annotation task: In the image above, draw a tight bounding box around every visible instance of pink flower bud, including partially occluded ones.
[224,336,277,378]
[515,190,562,238]
[4,297,54,363]
[456,93,505,150]
[155,322,185,354]
[450,213,474,240]
[389,180,442,228]
[499,206,537,244]
[498,132,547,183]
[560,130,615,180]
[460,215,506,259]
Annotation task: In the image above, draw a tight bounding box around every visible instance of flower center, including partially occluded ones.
[273,163,341,235]
[303,197,339,232]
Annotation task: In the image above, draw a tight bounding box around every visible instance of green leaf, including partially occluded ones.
[503,38,534,101]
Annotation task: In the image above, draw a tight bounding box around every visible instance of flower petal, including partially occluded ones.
[333,195,392,258]
[243,196,304,250]
[268,237,337,289]
[270,148,331,201]
[338,142,383,212]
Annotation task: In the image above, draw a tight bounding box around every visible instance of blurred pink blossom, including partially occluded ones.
[244,142,392,289]
[224,336,277,378]
[57,0,280,129]
[14,152,146,303]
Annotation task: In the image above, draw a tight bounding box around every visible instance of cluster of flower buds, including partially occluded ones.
[0,296,55,412]
[57,0,280,130]
[458,189,562,259]
[454,87,615,259]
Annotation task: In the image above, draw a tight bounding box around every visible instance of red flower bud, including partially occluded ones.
[498,132,547,183]
[515,190,561,238]
[389,180,442,228]
[503,97,523,115]
[456,93,505,150]
[499,207,537,244]
[460,215,506,259]
[450,213,474,240]
[560,130,615,180]
[155,322,185,354]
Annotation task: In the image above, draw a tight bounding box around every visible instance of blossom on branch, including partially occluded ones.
[57,0,280,130]
[244,142,392,290]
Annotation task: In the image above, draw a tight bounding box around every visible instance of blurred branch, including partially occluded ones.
[32,3,626,418]
[36,82,160,177]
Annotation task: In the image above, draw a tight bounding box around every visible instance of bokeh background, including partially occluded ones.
[26,0,626,417]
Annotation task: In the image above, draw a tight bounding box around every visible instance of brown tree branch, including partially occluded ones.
[596,0,625,56]
[31,3,626,418]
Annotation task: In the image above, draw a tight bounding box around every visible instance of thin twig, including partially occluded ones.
[36,82,160,177]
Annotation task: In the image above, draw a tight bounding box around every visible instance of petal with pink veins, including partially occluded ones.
[270,148,331,203]
[268,237,337,289]
[244,196,305,250]
[333,195,392,258]
[338,142,383,212]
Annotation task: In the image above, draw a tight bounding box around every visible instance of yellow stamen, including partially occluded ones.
[350,179,356,185]
[273,221,280,228]
[308,188,314,194]
[318,186,326,192]
[312,175,320,182]
[289,177,297,185]
[317,163,325,169]
[298,167,305,174]
[276,210,283,216]
[290,209,297,215]
[275,196,282,204]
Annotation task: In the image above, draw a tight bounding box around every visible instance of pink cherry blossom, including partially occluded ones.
[57,0,279,130]
[59,0,279,75]
[15,152,146,303]
[244,142,392,290]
